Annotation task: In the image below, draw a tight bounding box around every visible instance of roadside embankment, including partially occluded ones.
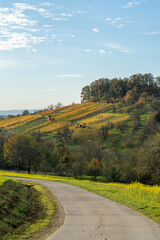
[0,176,61,240]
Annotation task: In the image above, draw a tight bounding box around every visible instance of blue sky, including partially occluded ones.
[0,0,160,110]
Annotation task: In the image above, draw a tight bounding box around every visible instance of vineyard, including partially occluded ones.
[0,102,130,134]
[0,115,40,130]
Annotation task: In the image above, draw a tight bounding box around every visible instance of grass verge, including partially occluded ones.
[0,170,160,225]
[0,175,56,240]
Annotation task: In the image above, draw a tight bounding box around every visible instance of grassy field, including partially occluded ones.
[0,175,56,240]
[0,170,160,225]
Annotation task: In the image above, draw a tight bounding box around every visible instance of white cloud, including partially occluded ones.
[101,42,135,54]
[145,31,160,35]
[106,17,112,22]
[106,17,124,24]
[14,3,37,11]
[0,32,45,51]
[118,24,124,28]
[85,49,91,53]
[0,9,36,27]
[93,28,99,33]
[106,17,130,29]
[99,49,106,54]
[51,33,75,40]
[40,2,55,7]
[60,13,72,17]
[0,3,83,52]
[0,4,51,51]
[123,1,139,8]
[43,24,53,28]
[105,17,131,28]
[57,74,82,78]
[52,17,67,21]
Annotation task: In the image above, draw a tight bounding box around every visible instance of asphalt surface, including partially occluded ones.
[13,178,160,240]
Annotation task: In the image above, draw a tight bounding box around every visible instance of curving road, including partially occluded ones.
[13,178,160,240]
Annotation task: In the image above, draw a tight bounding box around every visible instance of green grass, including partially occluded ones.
[0,170,160,225]
[0,176,56,240]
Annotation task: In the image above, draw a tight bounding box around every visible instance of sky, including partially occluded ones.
[0,0,160,110]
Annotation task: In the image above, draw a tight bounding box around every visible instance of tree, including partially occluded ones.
[71,153,85,179]
[3,134,43,173]
[81,85,91,102]
[156,76,160,87]
[138,134,160,184]
[48,104,54,110]
[123,90,134,105]
[103,149,137,183]
[80,73,160,104]
[55,102,62,109]
[144,113,160,135]
[115,121,128,133]
[86,158,102,180]
[151,97,160,112]
[80,141,104,163]
[22,110,29,116]
[0,129,6,169]
[57,126,72,143]
[53,142,72,175]
[99,125,111,141]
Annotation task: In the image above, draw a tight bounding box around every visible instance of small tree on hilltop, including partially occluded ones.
[22,110,29,116]
[55,102,62,109]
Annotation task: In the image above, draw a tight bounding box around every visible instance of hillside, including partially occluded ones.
[0,97,159,185]
[0,102,130,134]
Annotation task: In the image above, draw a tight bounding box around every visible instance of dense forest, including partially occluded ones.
[0,73,160,185]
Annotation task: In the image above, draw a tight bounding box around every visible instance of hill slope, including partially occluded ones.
[0,102,130,134]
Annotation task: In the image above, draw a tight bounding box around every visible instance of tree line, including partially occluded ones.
[81,73,160,104]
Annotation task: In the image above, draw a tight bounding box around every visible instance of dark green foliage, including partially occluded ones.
[138,134,160,184]
[3,134,44,174]
[81,73,159,104]
[103,150,137,183]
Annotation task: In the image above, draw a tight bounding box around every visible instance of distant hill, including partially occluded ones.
[0,109,39,116]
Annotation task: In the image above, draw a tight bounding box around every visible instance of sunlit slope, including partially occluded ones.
[0,115,41,130]
[30,102,129,133]
[1,103,130,133]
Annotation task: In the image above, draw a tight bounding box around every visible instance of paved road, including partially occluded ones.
[13,178,160,240]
